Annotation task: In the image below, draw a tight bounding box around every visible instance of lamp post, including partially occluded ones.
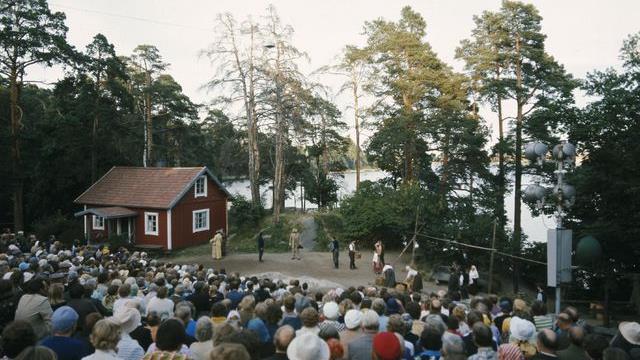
[524,140,576,314]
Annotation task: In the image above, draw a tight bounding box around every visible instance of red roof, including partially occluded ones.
[74,167,229,209]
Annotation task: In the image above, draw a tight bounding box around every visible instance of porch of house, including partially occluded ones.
[75,206,138,244]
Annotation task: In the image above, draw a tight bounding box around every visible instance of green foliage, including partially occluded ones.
[31,211,83,245]
[229,195,265,229]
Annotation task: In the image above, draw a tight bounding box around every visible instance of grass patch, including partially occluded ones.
[228,211,308,253]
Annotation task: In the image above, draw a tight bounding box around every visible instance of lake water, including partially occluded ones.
[223,169,554,243]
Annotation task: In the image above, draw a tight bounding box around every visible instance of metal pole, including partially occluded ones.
[555,154,564,315]
[488,218,497,294]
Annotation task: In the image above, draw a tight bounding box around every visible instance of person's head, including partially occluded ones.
[467,310,484,327]
[1,320,37,358]
[531,300,547,316]
[68,283,85,299]
[212,322,238,346]
[283,295,296,312]
[146,312,161,327]
[421,324,443,351]
[372,298,386,316]
[537,329,558,354]
[472,323,493,348]
[51,306,79,336]
[584,334,610,360]
[90,319,121,351]
[362,309,380,332]
[195,316,214,343]
[85,312,104,334]
[372,332,402,360]
[563,306,580,323]
[118,283,131,298]
[208,342,251,360]
[12,346,57,360]
[387,314,406,336]
[442,336,466,360]
[322,301,339,321]
[156,286,168,299]
[273,325,295,353]
[300,307,319,328]
[24,278,46,295]
[344,309,362,331]
[557,312,572,331]
[569,326,586,347]
[175,304,193,325]
[48,283,65,304]
[430,299,442,314]
[211,302,229,318]
[155,319,186,351]
[318,324,340,341]
[447,316,460,331]
[405,301,421,320]
[286,333,330,360]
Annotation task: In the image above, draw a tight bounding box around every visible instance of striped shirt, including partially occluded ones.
[534,314,554,331]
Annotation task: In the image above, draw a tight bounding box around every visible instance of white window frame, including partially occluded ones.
[92,215,104,230]
[194,176,207,198]
[145,212,159,236]
[192,209,210,233]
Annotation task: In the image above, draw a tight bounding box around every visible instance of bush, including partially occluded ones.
[32,211,83,245]
[229,195,265,229]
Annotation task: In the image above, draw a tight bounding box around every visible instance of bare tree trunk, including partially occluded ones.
[352,75,361,191]
[272,45,285,223]
[246,25,261,206]
[9,70,24,231]
[513,36,523,293]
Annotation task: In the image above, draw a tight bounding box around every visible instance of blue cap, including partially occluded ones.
[18,262,29,271]
[52,306,79,333]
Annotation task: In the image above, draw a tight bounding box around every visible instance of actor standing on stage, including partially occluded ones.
[348,240,357,270]
[289,228,301,260]
[330,237,340,269]
[375,240,385,265]
[257,231,265,262]
[210,230,223,260]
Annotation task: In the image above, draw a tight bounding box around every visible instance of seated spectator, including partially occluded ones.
[189,316,213,360]
[82,319,121,360]
[610,322,640,358]
[417,324,444,359]
[584,334,610,360]
[263,325,295,360]
[40,306,92,360]
[558,326,588,360]
[442,335,467,360]
[73,312,103,354]
[296,307,320,337]
[174,303,197,345]
[468,323,497,360]
[533,329,559,360]
[144,318,190,359]
[531,300,553,331]
[47,283,66,312]
[348,310,380,360]
[210,301,228,324]
[12,345,57,360]
[280,295,302,330]
[372,331,402,360]
[209,342,251,360]
[67,283,99,333]
[320,301,345,332]
[556,312,573,350]
[14,278,52,339]
[110,307,144,360]
[287,333,330,360]
[340,309,363,359]
[1,320,37,359]
[146,287,174,321]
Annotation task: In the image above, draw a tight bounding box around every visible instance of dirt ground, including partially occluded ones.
[166,248,446,292]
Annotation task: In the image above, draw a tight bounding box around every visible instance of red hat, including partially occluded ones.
[372,332,402,360]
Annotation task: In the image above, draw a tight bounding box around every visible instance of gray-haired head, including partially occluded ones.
[195,316,214,342]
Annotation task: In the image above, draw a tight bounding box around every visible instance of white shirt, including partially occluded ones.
[146,297,174,320]
[82,349,122,360]
[349,243,355,252]
[116,333,144,360]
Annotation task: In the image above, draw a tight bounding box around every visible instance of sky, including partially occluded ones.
[30,0,640,144]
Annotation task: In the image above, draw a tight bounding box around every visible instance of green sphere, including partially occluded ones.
[576,235,602,265]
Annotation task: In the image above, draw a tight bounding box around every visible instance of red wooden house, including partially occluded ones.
[74,166,230,251]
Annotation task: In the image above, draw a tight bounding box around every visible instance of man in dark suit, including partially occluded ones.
[330,237,340,269]
[258,232,265,262]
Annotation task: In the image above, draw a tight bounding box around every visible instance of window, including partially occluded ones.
[195,176,207,197]
[193,209,210,233]
[145,212,159,236]
[93,215,104,230]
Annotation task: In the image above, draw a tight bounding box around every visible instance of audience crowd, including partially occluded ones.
[0,231,638,360]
